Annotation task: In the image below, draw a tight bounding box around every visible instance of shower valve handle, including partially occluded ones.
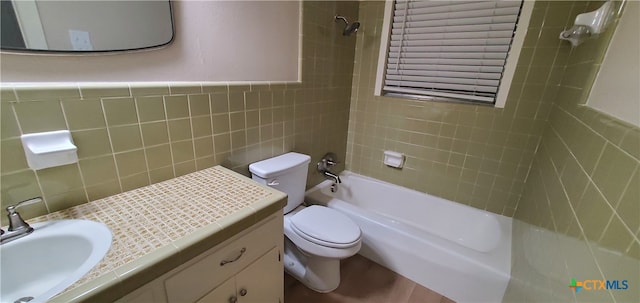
[320,152,339,168]
[324,159,338,166]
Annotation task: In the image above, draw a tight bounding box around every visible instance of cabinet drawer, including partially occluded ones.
[197,247,282,303]
[165,216,282,303]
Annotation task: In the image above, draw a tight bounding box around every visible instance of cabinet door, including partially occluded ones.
[196,277,237,303]
[165,215,282,303]
[115,277,167,303]
[236,248,282,303]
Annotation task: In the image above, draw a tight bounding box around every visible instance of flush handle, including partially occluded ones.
[239,288,247,296]
[267,179,279,186]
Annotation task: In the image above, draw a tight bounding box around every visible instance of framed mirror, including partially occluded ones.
[0,0,174,52]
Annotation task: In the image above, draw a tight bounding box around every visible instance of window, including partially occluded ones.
[375,0,533,108]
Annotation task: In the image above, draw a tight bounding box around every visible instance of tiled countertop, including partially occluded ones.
[27,166,286,302]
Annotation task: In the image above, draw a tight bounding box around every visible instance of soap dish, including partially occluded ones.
[21,130,78,170]
[383,150,405,168]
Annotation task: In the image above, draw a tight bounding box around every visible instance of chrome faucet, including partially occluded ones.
[317,153,342,184]
[1,197,42,244]
[322,170,342,184]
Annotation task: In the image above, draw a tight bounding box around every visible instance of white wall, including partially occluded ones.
[0,0,300,82]
[587,1,640,127]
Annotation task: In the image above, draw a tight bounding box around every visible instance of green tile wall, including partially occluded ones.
[0,1,358,226]
[505,1,639,302]
[349,2,638,300]
[515,0,638,259]
[347,1,572,216]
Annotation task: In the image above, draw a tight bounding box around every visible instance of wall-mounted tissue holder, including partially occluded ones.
[21,130,78,170]
[383,151,405,168]
[559,1,618,47]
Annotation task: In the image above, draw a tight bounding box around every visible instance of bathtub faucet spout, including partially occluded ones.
[317,152,342,184]
[323,170,342,184]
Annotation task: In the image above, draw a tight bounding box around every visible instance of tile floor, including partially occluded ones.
[284,254,456,303]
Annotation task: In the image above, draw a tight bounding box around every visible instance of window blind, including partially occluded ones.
[382,0,524,104]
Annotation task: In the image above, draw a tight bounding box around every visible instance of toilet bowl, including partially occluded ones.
[249,152,362,292]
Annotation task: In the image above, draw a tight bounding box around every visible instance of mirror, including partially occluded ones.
[0,0,174,52]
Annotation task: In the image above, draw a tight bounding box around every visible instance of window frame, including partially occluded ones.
[374,0,535,108]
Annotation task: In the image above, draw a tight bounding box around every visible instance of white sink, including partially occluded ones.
[0,219,112,303]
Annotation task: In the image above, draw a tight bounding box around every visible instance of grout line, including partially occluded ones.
[207,93,218,166]
[133,97,152,185]
[549,125,639,243]
[611,162,638,210]
[226,89,235,154]
[99,98,124,194]
[187,95,199,169]
[59,99,91,204]
[541,132,581,232]
[596,212,617,245]
[9,103,50,213]
[625,231,639,255]
[76,83,83,100]
[557,104,639,162]
[9,87,18,102]
[161,96,177,178]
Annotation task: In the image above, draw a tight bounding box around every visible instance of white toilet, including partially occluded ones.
[249,152,362,293]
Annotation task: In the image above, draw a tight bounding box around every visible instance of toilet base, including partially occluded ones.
[283,238,341,293]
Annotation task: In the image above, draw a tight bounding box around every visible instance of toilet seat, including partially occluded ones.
[290,205,361,249]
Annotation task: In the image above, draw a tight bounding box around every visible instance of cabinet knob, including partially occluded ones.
[239,288,248,296]
[228,295,238,303]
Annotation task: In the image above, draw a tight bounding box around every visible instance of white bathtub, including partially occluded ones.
[305,171,512,303]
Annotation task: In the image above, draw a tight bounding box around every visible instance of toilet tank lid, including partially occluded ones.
[249,152,311,178]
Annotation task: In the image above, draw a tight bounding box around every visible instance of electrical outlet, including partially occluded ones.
[69,30,93,51]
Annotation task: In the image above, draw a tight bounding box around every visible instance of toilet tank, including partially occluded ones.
[249,152,311,214]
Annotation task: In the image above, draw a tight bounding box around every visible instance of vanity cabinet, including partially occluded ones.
[197,248,281,303]
[117,213,283,303]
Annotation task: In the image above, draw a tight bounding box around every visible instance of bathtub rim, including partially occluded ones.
[305,170,513,275]
[304,171,514,303]
[307,170,513,253]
